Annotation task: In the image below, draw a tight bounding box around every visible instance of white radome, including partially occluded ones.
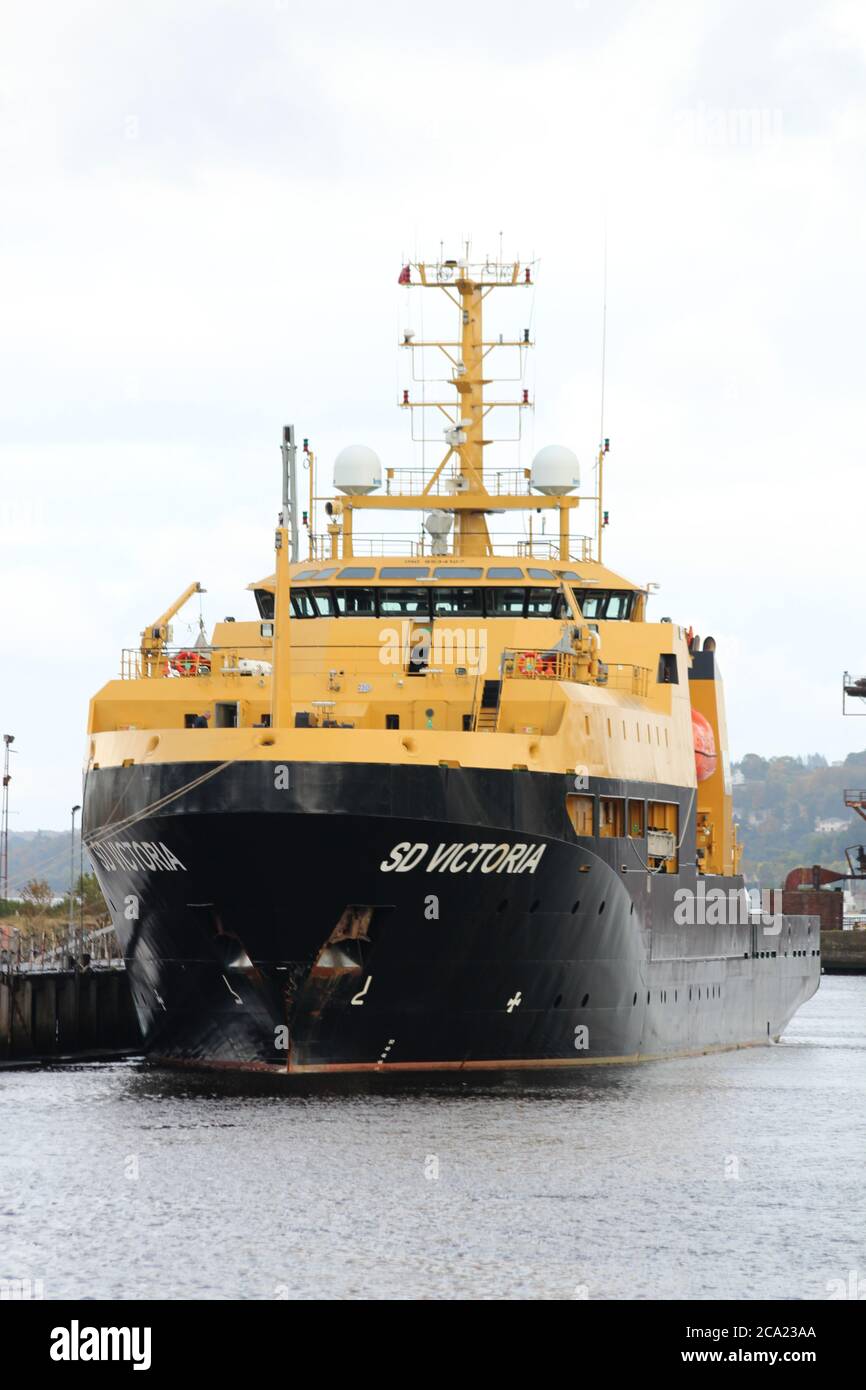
[531,444,580,496]
[334,445,383,495]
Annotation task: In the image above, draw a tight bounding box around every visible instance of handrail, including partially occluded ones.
[501,648,649,696]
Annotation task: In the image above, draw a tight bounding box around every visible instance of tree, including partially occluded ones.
[76,873,111,928]
[20,879,54,917]
[740,754,768,781]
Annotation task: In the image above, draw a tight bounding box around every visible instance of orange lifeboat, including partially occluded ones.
[691,708,717,783]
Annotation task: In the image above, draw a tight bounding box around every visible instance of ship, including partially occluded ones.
[83,250,820,1073]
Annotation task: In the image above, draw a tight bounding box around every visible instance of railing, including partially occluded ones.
[1,923,125,975]
[384,467,534,497]
[601,663,650,697]
[307,531,597,562]
[501,648,649,696]
[121,646,272,680]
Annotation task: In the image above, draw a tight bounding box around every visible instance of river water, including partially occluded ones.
[1,976,864,1300]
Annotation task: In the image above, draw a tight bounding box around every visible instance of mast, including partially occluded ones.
[406,254,534,557]
[321,251,584,563]
[453,267,489,556]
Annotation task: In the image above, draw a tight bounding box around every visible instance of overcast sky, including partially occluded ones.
[2,0,865,829]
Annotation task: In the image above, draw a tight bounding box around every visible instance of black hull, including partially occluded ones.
[83,761,820,1073]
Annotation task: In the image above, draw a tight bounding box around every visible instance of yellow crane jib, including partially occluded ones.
[140,582,206,662]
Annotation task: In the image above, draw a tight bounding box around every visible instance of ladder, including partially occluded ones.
[474,679,501,733]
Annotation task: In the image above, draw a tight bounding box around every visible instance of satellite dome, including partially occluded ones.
[334,445,383,496]
[531,445,580,496]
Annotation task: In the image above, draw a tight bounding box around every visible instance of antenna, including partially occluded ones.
[280,425,299,561]
[597,224,609,563]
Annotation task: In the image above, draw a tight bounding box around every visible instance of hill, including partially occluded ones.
[733,751,866,888]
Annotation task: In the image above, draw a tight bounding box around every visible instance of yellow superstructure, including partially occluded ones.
[87,252,739,878]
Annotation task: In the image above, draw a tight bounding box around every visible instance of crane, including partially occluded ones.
[140,582,206,673]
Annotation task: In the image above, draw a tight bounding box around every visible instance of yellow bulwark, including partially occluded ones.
[87,252,738,877]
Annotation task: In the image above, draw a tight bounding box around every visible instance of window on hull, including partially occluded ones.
[599,797,625,837]
[566,794,594,837]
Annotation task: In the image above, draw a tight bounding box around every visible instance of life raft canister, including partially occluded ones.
[170,649,211,677]
[691,708,717,783]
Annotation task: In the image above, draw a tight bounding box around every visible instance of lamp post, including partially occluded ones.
[69,804,81,962]
[1,734,14,906]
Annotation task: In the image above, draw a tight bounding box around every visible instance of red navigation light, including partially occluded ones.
[398,264,411,285]
[603,510,610,527]
[402,389,410,405]
[525,267,531,284]
[604,437,610,453]
[522,389,529,404]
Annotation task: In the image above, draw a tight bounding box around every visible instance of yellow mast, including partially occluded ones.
[319,252,583,563]
[453,269,490,556]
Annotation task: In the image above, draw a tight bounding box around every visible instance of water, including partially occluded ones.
[1,976,864,1301]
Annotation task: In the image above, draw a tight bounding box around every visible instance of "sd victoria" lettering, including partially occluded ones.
[380,841,546,874]
[89,840,187,873]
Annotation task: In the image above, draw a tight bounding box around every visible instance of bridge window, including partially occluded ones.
[312,589,337,616]
[487,566,524,579]
[337,566,376,578]
[526,588,557,617]
[572,589,634,620]
[380,566,430,578]
[332,587,376,616]
[605,593,631,619]
[379,587,431,617]
[433,587,483,617]
[291,591,317,618]
[254,588,275,619]
[486,587,526,616]
[527,568,555,580]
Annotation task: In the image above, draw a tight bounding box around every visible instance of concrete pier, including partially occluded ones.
[820,930,866,975]
[0,967,141,1065]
